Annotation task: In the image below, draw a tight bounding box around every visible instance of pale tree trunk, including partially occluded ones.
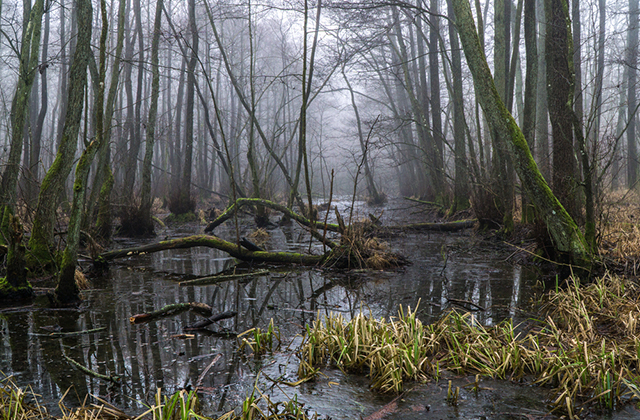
[628,0,639,188]
[54,0,93,304]
[389,8,433,199]
[342,68,382,204]
[450,0,590,263]
[591,0,606,146]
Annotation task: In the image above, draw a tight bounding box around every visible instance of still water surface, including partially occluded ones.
[1,200,636,419]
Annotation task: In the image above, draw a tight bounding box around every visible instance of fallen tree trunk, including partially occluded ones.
[129,302,214,324]
[386,219,477,232]
[98,234,325,266]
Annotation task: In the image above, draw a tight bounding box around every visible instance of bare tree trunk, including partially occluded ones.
[492,0,515,231]
[447,0,469,212]
[175,0,199,215]
[430,0,445,200]
[522,0,538,222]
[138,0,163,235]
[342,68,383,204]
[28,5,50,208]
[628,0,639,188]
[536,0,550,180]
[89,0,126,240]
[546,0,578,220]
[122,0,144,204]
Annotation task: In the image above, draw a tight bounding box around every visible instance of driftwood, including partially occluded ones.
[179,269,270,286]
[129,302,214,324]
[185,310,237,330]
[98,234,325,266]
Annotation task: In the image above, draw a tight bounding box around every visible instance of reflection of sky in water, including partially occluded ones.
[0,200,548,418]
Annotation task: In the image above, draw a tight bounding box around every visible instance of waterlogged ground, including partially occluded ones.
[1,198,639,419]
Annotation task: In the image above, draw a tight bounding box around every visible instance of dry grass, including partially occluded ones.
[0,375,318,420]
[297,273,640,418]
[248,228,270,246]
[75,270,90,290]
[598,190,640,264]
[325,218,406,270]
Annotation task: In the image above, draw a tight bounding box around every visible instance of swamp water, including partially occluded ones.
[1,199,638,419]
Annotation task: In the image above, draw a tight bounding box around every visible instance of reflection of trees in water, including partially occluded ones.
[0,225,534,414]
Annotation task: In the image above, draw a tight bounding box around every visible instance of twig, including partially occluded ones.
[196,354,222,387]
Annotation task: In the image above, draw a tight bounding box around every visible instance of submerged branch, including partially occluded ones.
[63,355,121,384]
[129,302,214,324]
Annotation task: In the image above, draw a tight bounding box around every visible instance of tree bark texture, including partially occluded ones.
[54,0,94,304]
[28,0,88,266]
[450,0,589,262]
[0,0,44,212]
[545,0,578,220]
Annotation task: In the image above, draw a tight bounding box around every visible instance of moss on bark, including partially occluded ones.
[451,0,589,264]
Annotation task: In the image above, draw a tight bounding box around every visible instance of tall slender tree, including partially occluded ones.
[628,0,639,188]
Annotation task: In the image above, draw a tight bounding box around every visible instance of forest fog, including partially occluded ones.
[0,0,629,254]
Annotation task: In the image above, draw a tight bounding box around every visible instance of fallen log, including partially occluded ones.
[185,310,237,330]
[386,219,477,232]
[129,302,214,324]
[98,234,325,266]
[179,269,269,286]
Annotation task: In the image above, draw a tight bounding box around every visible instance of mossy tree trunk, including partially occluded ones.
[53,0,93,304]
[1,214,33,299]
[450,0,590,263]
[28,0,89,267]
[0,0,44,241]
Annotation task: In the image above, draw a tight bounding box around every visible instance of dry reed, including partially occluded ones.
[297,273,640,417]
